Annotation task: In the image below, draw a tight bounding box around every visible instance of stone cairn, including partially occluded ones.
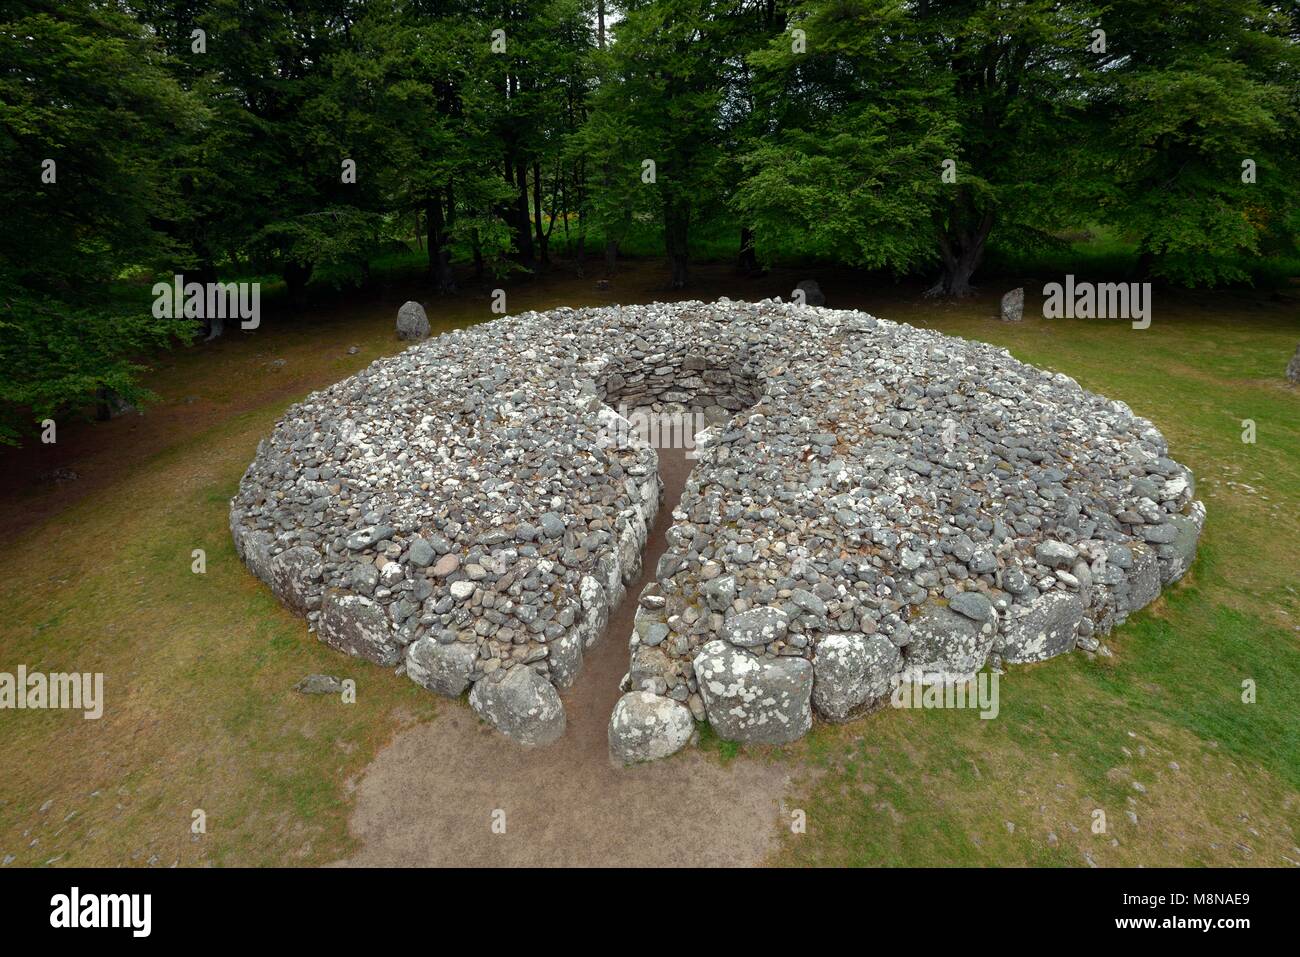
[230,299,1203,761]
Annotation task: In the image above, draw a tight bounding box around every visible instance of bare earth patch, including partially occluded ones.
[338,707,795,867]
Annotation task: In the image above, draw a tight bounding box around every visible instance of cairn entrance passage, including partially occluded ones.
[231,299,1203,763]
[593,349,764,760]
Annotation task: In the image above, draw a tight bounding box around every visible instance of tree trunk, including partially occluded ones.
[283,260,313,304]
[543,162,560,254]
[595,1,614,279]
[514,158,535,269]
[575,194,587,279]
[532,161,548,267]
[737,226,760,276]
[926,248,981,297]
[560,175,571,248]
[194,258,221,340]
[472,228,484,283]
[926,208,994,298]
[427,195,456,294]
[665,200,690,289]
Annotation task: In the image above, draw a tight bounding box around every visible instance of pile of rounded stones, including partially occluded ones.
[230,298,1203,761]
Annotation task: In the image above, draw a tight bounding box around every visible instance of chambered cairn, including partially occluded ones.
[231,299,1202,761]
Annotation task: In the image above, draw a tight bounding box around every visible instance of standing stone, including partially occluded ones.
[608,691,694,763]
[1287,343,1300,384]
[396,300,429,340]
[795,279,825,307]
[468,665,566,747]
[694,640,813,745]
[1000,287,1025,322]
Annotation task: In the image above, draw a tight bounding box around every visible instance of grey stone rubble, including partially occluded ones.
[231,298,1203,761]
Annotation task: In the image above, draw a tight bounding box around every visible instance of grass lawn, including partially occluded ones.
[0,260,1296,866]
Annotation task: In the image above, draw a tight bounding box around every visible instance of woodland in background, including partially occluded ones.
[1,0,1297,441]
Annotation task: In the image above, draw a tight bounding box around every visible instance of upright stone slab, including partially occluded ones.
[998,591,1084,664]
[406,635,477,696]
[904,601,997,681]
[268,545,322,614]
[812,633,903,721]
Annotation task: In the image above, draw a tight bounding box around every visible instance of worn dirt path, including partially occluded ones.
[337,447,800,867]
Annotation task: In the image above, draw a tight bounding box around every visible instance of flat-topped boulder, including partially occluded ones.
[230,298,1203,753]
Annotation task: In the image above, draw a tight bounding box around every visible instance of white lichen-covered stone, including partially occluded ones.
[318,590,398,666]
[268,544,322,614]
[547,629,585,691]
[722,606,789,647]
[694,640,812,745]
[1159,501,1204,585]
[608,691,694,763]
[904,602,997,682]
[406,635,477,696]
[997,591,1085,664]
[468,665,565,747]
[812,633,903,721]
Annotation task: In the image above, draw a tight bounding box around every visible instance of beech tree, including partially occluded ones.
[0,0,200,441]
[1091,0,1300,284]
[589,0,732,288]
[734,0,953,279]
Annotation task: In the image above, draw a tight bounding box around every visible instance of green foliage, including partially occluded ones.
[735,0,954,273]
[1091,0,1300,285]
[0,0,200,442]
